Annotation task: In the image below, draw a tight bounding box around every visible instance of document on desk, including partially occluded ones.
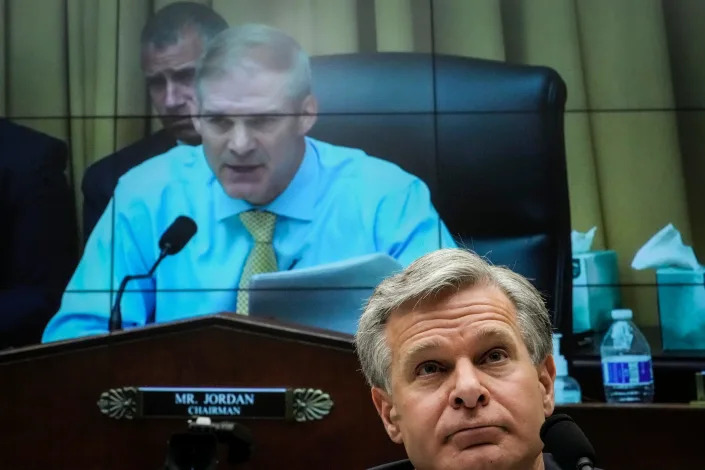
[248,253,403,335]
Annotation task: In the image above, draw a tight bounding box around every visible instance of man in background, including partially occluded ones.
[81,1,228,240]
[356,248,561,470]
[43,24,455,342]
[0,119,78,348]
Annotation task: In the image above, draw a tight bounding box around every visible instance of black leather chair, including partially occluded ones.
[309,53,572,331]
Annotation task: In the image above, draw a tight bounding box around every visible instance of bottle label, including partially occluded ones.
[602,355,653,385]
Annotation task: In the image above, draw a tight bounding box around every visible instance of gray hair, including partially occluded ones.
[196,24,312,105]
[141,2,228,49]
[355,248,553,392]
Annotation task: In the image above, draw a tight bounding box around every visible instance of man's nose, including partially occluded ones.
[228,122,256,155]
[448,359,489,409]
[164,81,185,109]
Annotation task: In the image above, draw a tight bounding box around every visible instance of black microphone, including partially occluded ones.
[541,414,596,470]
[109,216,197,332]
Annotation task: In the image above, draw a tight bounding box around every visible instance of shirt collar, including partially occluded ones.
[210,137,319,222]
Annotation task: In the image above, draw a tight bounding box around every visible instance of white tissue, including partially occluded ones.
[631,224,701,270]
[571,227,597,254]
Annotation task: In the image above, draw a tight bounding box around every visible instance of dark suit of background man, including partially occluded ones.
[0,119,78,348]
[81,2,228,240]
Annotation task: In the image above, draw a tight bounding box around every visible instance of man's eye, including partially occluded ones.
[174,68,195,84]
[484,349,508,364]
[249,117,275,128]
[416,362,445,376]
[146,76,165,90]
[207,117,230,129]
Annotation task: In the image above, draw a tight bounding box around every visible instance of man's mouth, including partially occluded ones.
[222,164,266,183]
[225,164,262,173]
[445,426,502,448]
[165,116,193,129]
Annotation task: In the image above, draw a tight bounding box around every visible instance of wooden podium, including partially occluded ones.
[0,314,405,469]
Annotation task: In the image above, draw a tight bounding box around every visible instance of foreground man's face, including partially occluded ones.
[372,284,556,470]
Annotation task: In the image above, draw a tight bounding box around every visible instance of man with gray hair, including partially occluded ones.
[356,248,561,470]
[43,24,455,342]
[81,2,228,240]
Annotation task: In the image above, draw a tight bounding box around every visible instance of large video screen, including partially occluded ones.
[2,0,705,348]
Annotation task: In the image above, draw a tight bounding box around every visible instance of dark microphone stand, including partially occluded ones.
[108,247,169,332]
[108,215,197,333]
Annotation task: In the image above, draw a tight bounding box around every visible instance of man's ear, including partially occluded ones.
[538,355,557,417]
[371,387,403,444]
[297,94,318,135]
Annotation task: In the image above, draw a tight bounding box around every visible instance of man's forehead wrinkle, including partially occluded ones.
[399,292,518,338]
[408,288,514,317]
[158,61,198,72]
[388,309,521,371]
[400,337,446,361]
[398,320,514,355]
[143,52,201,75]
[470,323,515,340]
[200,103,285,115]
[392,319,465,367]
[145,63,197,79]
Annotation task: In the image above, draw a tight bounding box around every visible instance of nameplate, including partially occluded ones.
[97,387,333,423]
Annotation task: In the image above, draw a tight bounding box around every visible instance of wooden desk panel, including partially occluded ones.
[557,403,705,470]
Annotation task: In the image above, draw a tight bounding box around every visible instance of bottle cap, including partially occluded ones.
[611,308,633,320]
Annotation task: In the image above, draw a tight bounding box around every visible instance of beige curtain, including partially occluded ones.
[500,0,694,324]
[5,0,68,138]
[663,0,705,275]
[3,0,704,327]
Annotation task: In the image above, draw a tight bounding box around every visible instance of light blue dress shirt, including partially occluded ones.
[43,137,456,342]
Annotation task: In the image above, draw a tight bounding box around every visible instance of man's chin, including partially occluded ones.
[162,119,199,144]
[440,444,540,470]
[435,443,509,470]
[222,184,264,205]
[170,127,201,145]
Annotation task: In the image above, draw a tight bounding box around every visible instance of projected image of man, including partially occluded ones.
[42,24,456,343]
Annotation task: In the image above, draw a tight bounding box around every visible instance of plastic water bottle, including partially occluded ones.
[600,309,654,403]
[553,333,582,404]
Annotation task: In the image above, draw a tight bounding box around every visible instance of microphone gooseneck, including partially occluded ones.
[109,216,198,332]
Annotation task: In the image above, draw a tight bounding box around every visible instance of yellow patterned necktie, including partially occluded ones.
[236,210,277,314]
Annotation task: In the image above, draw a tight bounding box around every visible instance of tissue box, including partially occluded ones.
[572,250,621,333]
[656,267,705,350]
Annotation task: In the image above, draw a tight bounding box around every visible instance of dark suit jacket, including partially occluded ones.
[81,129,175,241]
[369,453,567,470]
[0,119,78,347]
